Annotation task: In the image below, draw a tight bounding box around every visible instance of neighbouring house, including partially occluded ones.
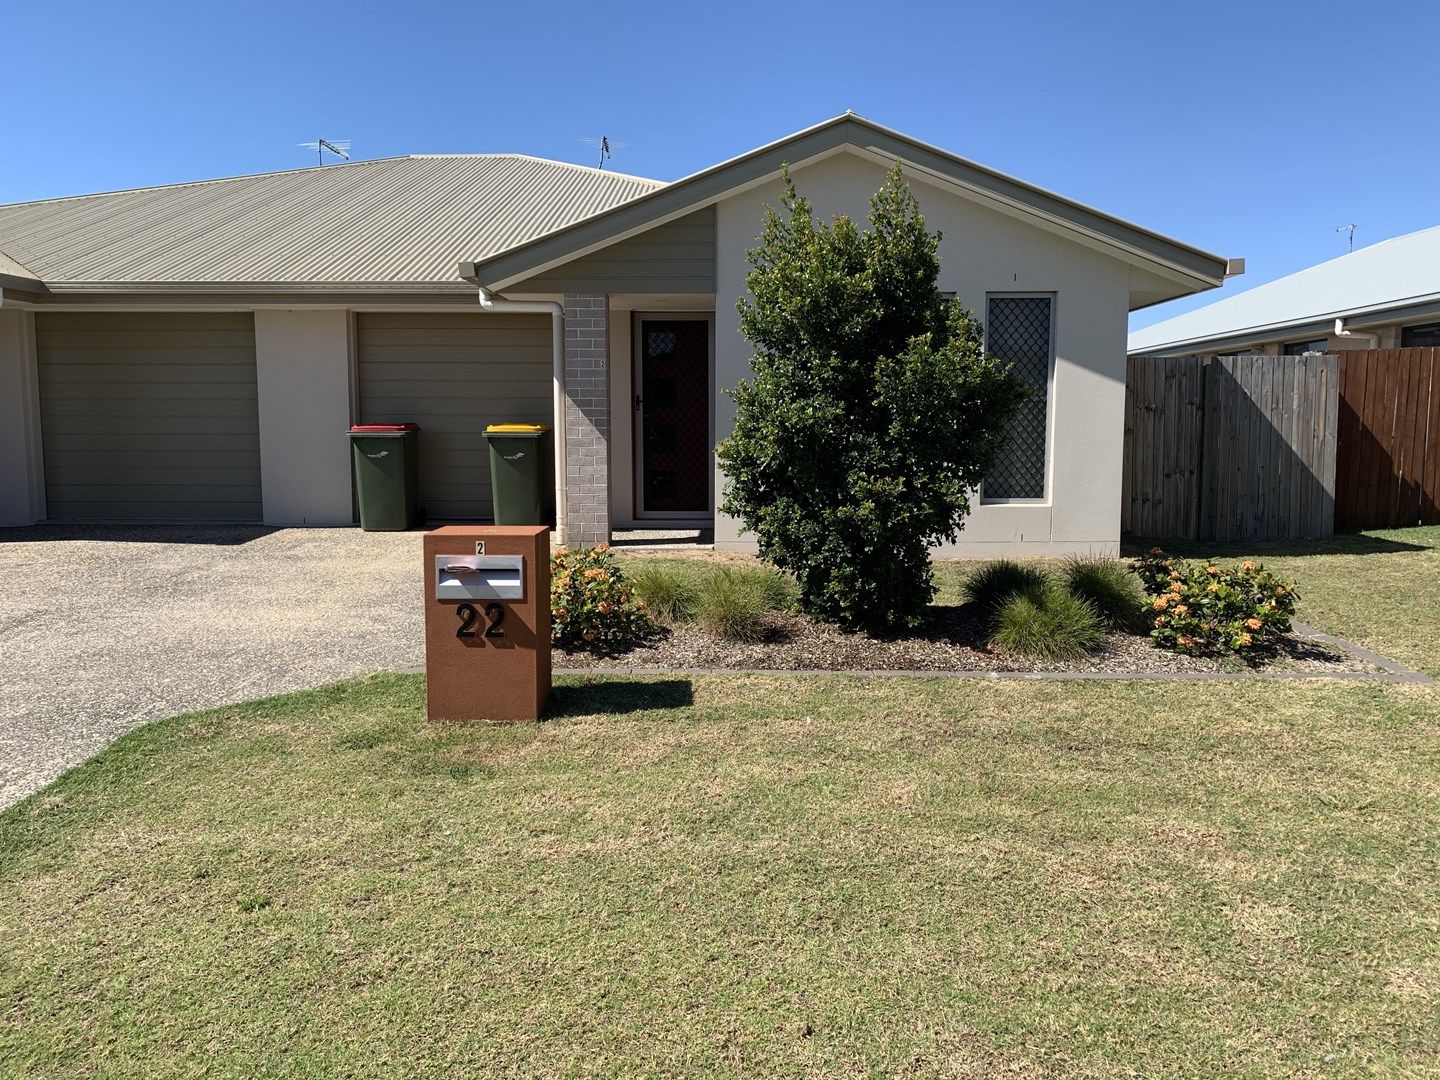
[0,114,1228,554]
[1129,223,1440,358]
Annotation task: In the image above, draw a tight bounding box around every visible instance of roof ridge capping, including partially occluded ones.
[462,111,1231,292]
[408,152,662,186]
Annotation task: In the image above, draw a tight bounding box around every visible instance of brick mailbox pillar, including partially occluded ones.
[423,525,551,722]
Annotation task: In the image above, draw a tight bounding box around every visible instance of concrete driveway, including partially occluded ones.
[0,525,424,809]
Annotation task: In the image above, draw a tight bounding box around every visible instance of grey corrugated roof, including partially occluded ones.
[0,155,663,288]
[1129,223,1440,354]
[0,247,43,289]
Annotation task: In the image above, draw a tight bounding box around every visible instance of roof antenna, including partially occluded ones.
[299,139,351,166]
[1336,223,1357,253]
[580,135,630,169]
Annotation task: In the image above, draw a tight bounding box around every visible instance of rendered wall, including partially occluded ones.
[713,151,1132,556]
[254,309,354,526]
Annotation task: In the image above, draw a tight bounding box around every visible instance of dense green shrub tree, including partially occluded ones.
[717,165,1026,634]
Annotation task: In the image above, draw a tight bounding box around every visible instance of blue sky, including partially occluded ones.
[2,0,1436,329]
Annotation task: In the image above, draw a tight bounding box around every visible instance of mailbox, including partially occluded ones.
[423,526,551,723]
[434,555,525,601]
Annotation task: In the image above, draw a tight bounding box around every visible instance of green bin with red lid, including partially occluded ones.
[348,423,420,531]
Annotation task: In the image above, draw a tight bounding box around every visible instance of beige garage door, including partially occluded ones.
[356,312,552,520]
[36,312,262,522]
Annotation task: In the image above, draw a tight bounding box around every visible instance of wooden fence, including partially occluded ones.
[1123,354,1338,542]
[1335,348,1440,529]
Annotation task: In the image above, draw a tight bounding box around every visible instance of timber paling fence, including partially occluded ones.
[1334,348,1440,530]
[1123,354,1338,543]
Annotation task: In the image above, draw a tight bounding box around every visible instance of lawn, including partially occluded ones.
[2,672,1437,1076]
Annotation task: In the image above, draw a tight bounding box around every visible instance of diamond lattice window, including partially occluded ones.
[983,296,1053,500]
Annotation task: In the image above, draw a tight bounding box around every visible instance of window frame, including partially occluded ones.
[980,292,1057,505]
[1400,321,1440,348]
[1282,338,1328,356]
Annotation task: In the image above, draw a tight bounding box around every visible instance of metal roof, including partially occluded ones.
[467,112,1230,296]
[1129,223,1440,354]
[0,247,43,291]
[0,155,663,289]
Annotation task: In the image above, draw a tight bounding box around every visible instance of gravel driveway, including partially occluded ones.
[0,525,424,809]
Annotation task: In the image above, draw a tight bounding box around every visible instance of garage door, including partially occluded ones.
[356,312,552,520]
[36,312,261,522]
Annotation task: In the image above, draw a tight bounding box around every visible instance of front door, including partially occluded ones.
[636,319,710,516]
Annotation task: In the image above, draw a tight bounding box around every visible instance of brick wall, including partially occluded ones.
[561,294,610,547]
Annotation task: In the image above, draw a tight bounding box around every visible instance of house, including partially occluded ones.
[0,114,1228,555]
[1129,223,1440,357]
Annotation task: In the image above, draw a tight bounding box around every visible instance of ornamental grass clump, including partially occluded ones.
[691,567,774,643]
[990,585,1106,661]
[1132,548,1298,659]
[962,559,1051,618]
[551,545,651,647]
[1063,556,1146,630]
[627,561,701,626]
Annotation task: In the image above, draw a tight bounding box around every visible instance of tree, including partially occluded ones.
[716,164,1026,634]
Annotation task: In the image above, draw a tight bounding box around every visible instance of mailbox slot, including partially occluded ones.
[435,555,525,601]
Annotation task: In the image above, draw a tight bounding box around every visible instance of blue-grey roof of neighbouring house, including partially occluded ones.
[1129,223,1440,355]
[0,155,663,288]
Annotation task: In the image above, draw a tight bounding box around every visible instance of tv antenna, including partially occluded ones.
[1336,223,1357,253]
[580,135,629,169]
[299,138,351,166]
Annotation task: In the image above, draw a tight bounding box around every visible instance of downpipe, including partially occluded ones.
[1334,318,1379,348]
[476,288,566,540]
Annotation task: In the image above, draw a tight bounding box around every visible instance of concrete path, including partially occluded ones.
[0,525,424,809]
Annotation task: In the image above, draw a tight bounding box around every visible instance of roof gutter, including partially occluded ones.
[471,284,567,543]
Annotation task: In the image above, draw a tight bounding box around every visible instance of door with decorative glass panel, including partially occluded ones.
[635,319,712,517]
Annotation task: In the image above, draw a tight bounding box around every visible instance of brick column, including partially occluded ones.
[561,294,611,547]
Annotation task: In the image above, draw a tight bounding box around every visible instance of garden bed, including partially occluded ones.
[558,605,1375,675]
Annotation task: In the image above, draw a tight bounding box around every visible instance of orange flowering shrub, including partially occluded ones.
[550,545,651,647]
[1132,548,1298,659]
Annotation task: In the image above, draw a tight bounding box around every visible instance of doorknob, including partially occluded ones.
[634,394,643,411]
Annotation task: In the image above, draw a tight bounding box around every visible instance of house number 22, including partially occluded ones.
[455,602,506,640]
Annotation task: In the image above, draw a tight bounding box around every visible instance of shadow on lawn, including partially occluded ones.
[1123,531,1432,559]
[547,678,694,718]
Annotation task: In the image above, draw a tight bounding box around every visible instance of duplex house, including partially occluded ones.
[0,114,1229,554]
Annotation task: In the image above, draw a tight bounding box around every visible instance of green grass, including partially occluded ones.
[2,672,1438,1076]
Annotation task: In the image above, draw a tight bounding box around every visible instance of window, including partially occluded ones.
[983,295,1053,500]
[1401,322,1440,347]
[1283,338,1327,355]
